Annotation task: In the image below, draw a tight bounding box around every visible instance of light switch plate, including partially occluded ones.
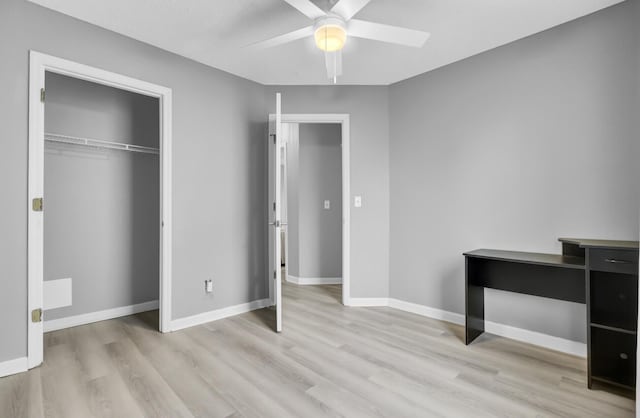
[324,200,330,209]
[205,280,213,293]
[354,196,362,208]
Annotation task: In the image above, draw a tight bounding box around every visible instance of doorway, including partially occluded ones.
[27,51,173,369]
[281,122,343,293]
[267,112,351,330]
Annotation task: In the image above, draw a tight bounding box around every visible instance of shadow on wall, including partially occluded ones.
[128,90,162,314]
[129,96,160,311]
[439,261,463,313]
[248,120,269,303]
[129,152,160,309]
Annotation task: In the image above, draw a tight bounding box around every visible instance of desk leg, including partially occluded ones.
[465,257,485,344]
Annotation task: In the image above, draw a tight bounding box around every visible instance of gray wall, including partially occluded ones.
[1,0,637,365]
[44,72,159,320]
[265,87,390,298]
[289,123,342,278]
[0,0,266,363]
[389,0,640,343]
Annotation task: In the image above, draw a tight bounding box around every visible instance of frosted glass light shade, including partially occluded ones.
[314,25,346,52]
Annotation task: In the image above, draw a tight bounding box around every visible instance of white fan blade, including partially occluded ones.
[247,26,314,49]
[331,0,372,21]
[325,50,342,81]
[283,0,326,19]
[348,19,430,47]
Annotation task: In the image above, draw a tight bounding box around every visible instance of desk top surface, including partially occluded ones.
[558,237,639,249]
[464,249,586,270]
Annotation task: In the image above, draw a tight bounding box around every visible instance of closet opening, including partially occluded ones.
[28,51,173,369]
[43,72,160,331]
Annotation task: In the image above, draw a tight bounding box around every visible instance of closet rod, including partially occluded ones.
[44,133,159,155]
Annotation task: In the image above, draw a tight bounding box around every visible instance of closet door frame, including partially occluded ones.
[27,51,173,369]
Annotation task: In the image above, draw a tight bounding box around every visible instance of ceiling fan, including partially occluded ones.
[249,0,430,82]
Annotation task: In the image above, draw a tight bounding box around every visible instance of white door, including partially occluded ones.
[268,93,283,332]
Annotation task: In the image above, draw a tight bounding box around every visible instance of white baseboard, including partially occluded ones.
[40,293,586,357]
[346,297,390,307]
[286,275,342,285]
[483,321,587,358]
[388,298,465,325]
[170,298,271,332]
[44,300,159,332]
[0,357,28,378]
[387,298,586,358]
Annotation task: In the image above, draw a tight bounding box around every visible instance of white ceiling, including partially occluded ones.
[29,0,625,85]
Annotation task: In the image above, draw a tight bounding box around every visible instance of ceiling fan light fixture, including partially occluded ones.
[314,25,346,51]
[314,16,347,52]
[249,0,432,83]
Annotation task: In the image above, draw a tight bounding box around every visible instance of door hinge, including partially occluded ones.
[32,308,42,323]
[273,202,276,211]
[40,88,45,103]
[273,270,276,279]
[32,197,43,212]
[271,134,276,144]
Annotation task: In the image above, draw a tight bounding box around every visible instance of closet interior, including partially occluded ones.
[42,71,161,330]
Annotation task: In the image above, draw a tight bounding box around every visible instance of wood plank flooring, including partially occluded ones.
[0,282,635,417]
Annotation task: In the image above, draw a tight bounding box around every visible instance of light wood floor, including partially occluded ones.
[0,282,635,417]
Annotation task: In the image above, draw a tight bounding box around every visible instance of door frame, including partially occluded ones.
[267,113,351,306]
[27,51,173,368]
[280,135,289,271]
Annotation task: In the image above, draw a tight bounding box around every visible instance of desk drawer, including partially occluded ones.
[589,249,638,275]
[591,327,636,388]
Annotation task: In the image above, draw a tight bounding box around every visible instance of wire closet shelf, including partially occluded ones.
[44,132,159,155]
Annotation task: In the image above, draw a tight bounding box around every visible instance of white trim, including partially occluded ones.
[44,301,159,332]
[282,134,289,274]
[344,297,586,356]
[388,298,465,325]
[387,298,587,358]
[483,320,586,358]
[0,357,29,378]
[275,94,283,332]
[159,85,173,336]
[268,113,351,307]
[170,298,272,332]
[347,297,390,307]
[28,50,45,369]
[286,275,342,285]
[28,51,173,370]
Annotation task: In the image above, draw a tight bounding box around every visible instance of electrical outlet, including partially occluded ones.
[354,196,362,208]
[205,279,213,294]
[324,200,330,210]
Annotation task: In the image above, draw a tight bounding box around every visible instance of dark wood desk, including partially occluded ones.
[464,238,639,391]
